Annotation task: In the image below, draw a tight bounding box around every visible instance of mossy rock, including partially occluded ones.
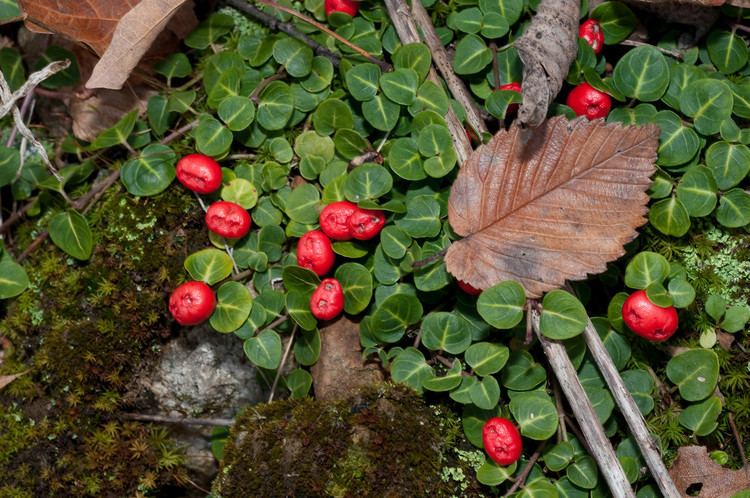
[0,184,208,496]
[213,383,485,498]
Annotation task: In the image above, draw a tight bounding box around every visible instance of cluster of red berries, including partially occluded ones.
[567,19,611,120]
[299,201,386,320]
[168,154,252,326]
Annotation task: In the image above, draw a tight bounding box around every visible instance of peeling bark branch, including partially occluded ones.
[121,413,234,426]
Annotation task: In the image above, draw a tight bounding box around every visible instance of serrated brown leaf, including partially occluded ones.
[446,116,658,298]
[669,445,750,498]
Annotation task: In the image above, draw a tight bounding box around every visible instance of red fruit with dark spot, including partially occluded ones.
[348,208,386,240]
[297,230,335,276]
[566,83,612,120]
[325,0,358,16]
[457,280,482,296]
[176,153,223,194]
[498,82,522,115]
[482,417,522,466]
[622,290,679,342]
[579,19,604,55]
[205,201,251,239]
[169,281,216,326]
[310,278,345,320]
[320,201,358,241]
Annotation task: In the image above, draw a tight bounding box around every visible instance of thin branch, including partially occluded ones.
[728,412,748,466]
[552,377,568,442]
[268,325,297,403]
[250,67,286,103]
[410,247,448,269]
[619,40,683,59]
[259,314,290,335]
[120,412,234,427]
[502,441,547,497]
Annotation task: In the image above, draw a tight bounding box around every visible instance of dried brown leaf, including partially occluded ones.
[0,370,28,391]
[86,0,190,90]
[669,446,750,497]
[446,116,658,298]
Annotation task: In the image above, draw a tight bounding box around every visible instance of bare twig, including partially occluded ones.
[502,441,547,497]
[250,67,286,103]
[531,308,635,498]
[410,247,448,269]
[728,412,747,466]
[382,0,472,164]
[259,314,290,335]
[121,412,234,427]
[619,40,683,59]
[552,378,568,442]
[268,325,297,403]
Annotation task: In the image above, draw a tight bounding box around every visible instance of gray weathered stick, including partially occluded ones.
[580,316,682,498]
[531,309,635,498]
[383,0,473,164]
[406,0,488,137]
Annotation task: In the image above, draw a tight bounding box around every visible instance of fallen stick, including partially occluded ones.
[531,309,635,498]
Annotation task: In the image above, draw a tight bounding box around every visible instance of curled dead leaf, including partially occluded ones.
[446,116,658,298]
[0,370,28,391]
[669,445,750,498]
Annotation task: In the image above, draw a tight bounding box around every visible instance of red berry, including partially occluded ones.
[205,201,251,239]
[310,278,345,320]
[498,82,522,116]
[324,0,358,16]
[457,280,482,296]
[320,201,358,241]
[621,290,679,342]
[348,208,386,240]
[482,417,522,466]
[566,83,612,120]
[579,19,604,55]
[297,230,335,276]
[176,153,223,194]
[169,281,216,326]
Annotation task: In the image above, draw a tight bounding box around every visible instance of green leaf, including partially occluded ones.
[344,163,393,202]
[678,396,722,436]
[418,124,452,157]
[387,137,425,181]
[257,81,294,131]
[649,196,691,237]
[421,312,472,354]
[286,183,321,224]
[194,115,233,157]
[704,141,750,190]
[509,391,558,440]
[370,293,423,343]
[654,110,700,167]
[286,291,318,330]
[612,46,669,102]
[501,351,546,391]
[0,0,20,20]
[89,110,138,150]
[680,79,734,136]
[423,358,464,392]
[469,375,501,409]
[675,166,717,217]
[479,0,522,25]
[462,403,499,446]
[120,144,177,197]
[185,12,234,49]
[394,196,441,238]
[218,96,255,131]
[154,53,191,80]
[453,34,492,75]
[668,278,696,309]
[0,259,29,299]
[185,249,233,285]
[567,456,598,489]
[285,368,313,398]
[0,48,25,91]
[273,37,313,78]
[393,43,432,82]
[380,226,412,259]
[362,94,400,131]
[48,210,93,260]
[540,290,588,340]
[624,251,670,289]
[380,68,419,105]
[591,1,636,44]
[594,318,631,370]
[485,89,523,119]
[209,281,253,333]
[465,342,510,376]
[334,129,371,160]
[147,95,171,136]
[705,294,727,322]
[477,281,526,329]
[477,459,517,486]
[585,385,615,424]
[334,262,373,314]
[424,149,458,178]
[719,305,750,333]
[543,441,575,472]
[409,80,450,116]
[244,329,282,369]
[663,63,705,111]
[0,145,20,187]
[345,63,381,101]
[666,349,719,402]
[332,240,369,258]
[390,347,433,393]
[293,329,321,366]
[221,178,258,209]
[35,46,80,89]
[707,30,748,74]
[282,265,321,295]
[301,56,333,93]
[481,12,509,38]
[716,188,750,228]
[622,369,655,415]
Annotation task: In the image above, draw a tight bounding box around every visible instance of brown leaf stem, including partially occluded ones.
[250,67,287,103]
[410,247,448,269]
[619,40,683,60]
[268,325,297,403]
[502,441,546,497]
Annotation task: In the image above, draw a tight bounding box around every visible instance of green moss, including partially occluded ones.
[0,185,206,496]
[213,383,484,497]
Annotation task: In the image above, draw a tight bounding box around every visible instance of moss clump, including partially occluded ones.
[213,383,483,498]
[0,185,208,496]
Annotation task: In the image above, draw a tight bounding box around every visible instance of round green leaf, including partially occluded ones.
[390,347,433,393]
[464,342,510,376]
[680,79,733,136]
[334,262,373,314]
[256,81,294,131]
[707,30,748,74]
[393,43,431,82]
[370,293,423,343]
[621,369,655,416]
[624,251,670,289]
[217,96,255,131]
[334,129,371,160]
[121,144,177,196]
[477,459,517,486]
[678,396,722,436]
[469,375,501,410]
[501,351,546,391]
[705,141,750,190]
[567,456,599,490]
[244,329,282,369]
[380,225,412,259]
[591,1,636,44]
[345,63,381,102]
[462,403,498,446]
[668,278,696,309]
[285,183,321,224]
[48,210,94,260]
[666,349,719,402]
[409,80,450,116]
[481,12,509,38]
[185,248,233,285]
[209,281,252,333]
[544,441,575,472]
[362,94,400,131]
[540,290,588,340]
[0,260,29,299]
[194,115,232,157]
[380,68,419,105]
[282,265,321,295]
[478,0,522,25]
[293,329,321,366]
[424,148,458,178]
[449,7,483,34]
[509,391,558,440]
[612,46,670,102]
[313,99,354,135]
[300,55,333,93]
[294,130,335,162]
[675,166,717,217]
[394,196,441,238]
[716,188,750,228]
[286,290,318,331]
[654,110,700,167]
[423,359,464,392]
[476,280,526,329]
[0,145,20,187]
[344,163,393,202]
[421,312,472,354]
[273,37,313,77]
[662,63,705,111]
[418,124,452,157]
[594,318,631,370]
[649,196,691,237]
[221,178,258,209]
[285,368,313,399]
[453,34,492,75]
